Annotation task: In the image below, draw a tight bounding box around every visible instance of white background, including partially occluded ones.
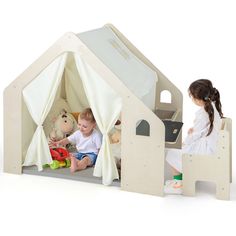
[0,0,236,235]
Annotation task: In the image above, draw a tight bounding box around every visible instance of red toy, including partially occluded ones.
[50,148,69,161]
[45,148,71,169]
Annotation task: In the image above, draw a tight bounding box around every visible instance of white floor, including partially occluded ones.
[1,163,236,236]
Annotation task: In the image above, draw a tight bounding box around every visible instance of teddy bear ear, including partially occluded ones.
[60,109,67,114]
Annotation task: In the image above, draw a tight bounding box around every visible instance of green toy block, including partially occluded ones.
[65,159,71,168]
[50,160,60,170]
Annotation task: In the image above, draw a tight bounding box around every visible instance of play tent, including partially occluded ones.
[4,24,183,196]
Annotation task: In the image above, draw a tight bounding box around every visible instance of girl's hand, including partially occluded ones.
[188,128,194,135]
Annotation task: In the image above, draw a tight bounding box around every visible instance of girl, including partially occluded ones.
[165,79,224,194]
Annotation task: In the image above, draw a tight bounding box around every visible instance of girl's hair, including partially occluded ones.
[79,108,96,123]
[188,79,223,136]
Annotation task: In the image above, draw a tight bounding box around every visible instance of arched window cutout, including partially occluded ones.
[136,120,150,136]
[160,90,172,103]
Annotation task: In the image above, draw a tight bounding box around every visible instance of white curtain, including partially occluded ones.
[22,53,68,170]
[74,53,122,185]
[65,54,89,111]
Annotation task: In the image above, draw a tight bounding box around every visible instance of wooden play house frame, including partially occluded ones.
[4,24,231,199]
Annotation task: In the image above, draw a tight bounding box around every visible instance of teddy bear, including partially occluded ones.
[44,109,79,169]
[48,109,78,148]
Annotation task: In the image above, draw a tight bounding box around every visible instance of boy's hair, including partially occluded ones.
[79,108,96,123]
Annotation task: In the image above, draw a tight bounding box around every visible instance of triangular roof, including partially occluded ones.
[78,26,158,110]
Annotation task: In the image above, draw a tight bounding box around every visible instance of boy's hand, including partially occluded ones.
[49,140,58,148]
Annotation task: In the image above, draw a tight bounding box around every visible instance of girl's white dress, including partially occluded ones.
[166,103,221,172]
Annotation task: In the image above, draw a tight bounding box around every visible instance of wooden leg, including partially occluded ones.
[183,179,196,197]
[216,182,230,200]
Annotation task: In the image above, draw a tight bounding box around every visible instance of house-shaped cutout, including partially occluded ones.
[4,24,183,197]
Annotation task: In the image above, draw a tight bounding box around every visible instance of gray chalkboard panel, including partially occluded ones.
[162,120,183,143]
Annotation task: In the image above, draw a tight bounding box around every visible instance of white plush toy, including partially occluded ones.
[48,109,78,148]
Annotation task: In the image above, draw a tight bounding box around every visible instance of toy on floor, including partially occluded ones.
[44,148,71,169]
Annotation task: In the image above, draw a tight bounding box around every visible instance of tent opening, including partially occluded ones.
[22,52,122,186]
